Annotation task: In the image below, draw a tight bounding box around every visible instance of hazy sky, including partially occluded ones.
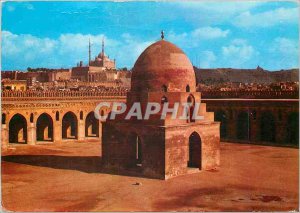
[2,1,299,71]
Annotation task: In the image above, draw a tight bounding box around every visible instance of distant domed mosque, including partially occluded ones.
[102,32,220,179]
[71,38,116,82]
[89,37,116,69]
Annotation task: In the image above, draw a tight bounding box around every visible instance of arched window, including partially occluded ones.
[162,85,167,92]
[187,95,193,104]
[30,113,34,123]
[188,132,201,169]
[161,96,168,104]
[100,110,104,117]
[187,95,195,123]
[2,113,6,124]
[186,85,190,92]
[80,111,83,120]
[56,111,59,121]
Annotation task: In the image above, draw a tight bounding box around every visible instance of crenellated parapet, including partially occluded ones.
[2,90,298,101]
[1,90,127,102]
[201,90,299,99]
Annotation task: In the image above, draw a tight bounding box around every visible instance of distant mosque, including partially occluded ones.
[71,38,117,82]
[88,38,116,69]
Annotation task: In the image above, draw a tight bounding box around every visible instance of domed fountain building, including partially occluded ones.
[102,34,220,179]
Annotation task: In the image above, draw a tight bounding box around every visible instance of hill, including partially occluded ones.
[194,67,299,84]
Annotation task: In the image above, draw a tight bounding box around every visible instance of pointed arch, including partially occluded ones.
[56,111,60,121]
[9,113,27,144]
[186,85,190,92]
[62,111,78,139]
[30,113,34,123]
[188,131,201,169]
[187,94,195,122]
[36,113,53,142]
[85,111,99,137]
[162,85,167,92]
[2,113,6,124]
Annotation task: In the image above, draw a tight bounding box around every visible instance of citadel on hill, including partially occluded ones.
[1,38,131,91]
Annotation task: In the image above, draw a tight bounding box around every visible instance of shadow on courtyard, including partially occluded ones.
[2,155,150,178]
[2,155,103,173]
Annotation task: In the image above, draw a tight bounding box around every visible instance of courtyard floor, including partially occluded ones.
[1,141,299,212]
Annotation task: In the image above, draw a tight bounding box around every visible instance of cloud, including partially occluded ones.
[272,37,298,55]
[174,2,263,25]
[221,39,259,68]
[191,27,230,40]
[1,31,153,70]
[168,27,229,48]
[176,2,261,15]
[199,51,217,68]
[2,31,56,56]
[267,37,299,69]
[233,7,298,28]
[117,33,153,67]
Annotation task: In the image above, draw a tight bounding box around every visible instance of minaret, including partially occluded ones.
[102,37,104,59]
[88,38,91,65]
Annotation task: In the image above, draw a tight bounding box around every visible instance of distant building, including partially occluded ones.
[1,69,71,83]
[89,38,116,69]
[71,38,117,82]
[2,79,27,91]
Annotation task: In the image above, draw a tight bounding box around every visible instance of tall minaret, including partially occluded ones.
[88,38,91,65]
[102,37,105,59]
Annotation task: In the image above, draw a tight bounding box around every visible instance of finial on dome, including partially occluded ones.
[161,30,164,40]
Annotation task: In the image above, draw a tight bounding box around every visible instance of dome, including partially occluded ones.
[131,40,196,92]
[98,52,105,58]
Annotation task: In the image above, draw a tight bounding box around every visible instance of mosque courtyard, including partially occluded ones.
[1,141,298,212]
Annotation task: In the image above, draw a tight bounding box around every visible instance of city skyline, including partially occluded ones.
[2,1,299,71]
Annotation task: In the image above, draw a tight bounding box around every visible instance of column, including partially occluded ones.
[1,124,9,149]
[99,121,103,155]
[99,121,102,142]
[28,123,36,145]
[78,119,85,141]
[54,120,62,143]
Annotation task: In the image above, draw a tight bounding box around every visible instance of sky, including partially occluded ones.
[1,1,299,71]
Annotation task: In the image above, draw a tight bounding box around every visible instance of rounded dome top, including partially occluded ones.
[98,52,105,58]
[131,40,196,92]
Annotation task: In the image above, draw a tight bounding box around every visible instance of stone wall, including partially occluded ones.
[203,99,299,147]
